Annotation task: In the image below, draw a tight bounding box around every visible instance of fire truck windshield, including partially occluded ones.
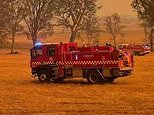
[36,49,42,56]
[31,47,42,58]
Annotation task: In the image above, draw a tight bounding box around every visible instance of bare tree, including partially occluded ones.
[104,13,124,47]
[0,17,8,48]
[55,0,98,43]
[0,1,7,48]
[81,17,102,46]
[0,0,24,53]
[0,30,9,48]
[22,0,55,45]
[119,33,125,44]
[132,0,154,51]
[140,22,150,44]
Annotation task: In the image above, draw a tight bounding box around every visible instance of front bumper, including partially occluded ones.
[112,67,133,78]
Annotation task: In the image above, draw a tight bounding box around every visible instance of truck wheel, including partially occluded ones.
[38,72,50,83]
[87,70,102,84]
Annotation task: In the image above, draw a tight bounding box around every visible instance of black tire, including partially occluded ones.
[87,70,102,84]
[38,71,50,83]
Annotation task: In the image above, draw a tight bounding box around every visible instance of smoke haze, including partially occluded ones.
[97,0,136,16]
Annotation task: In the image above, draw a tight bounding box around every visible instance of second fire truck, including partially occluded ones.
[119,44,150,56]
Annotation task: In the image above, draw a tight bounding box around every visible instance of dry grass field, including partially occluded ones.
[0,49,154,114]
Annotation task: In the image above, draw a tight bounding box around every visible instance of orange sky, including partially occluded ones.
[97,0,136,16]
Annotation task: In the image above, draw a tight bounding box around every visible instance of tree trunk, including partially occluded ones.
[150,28,154,51]
[113,37,117,48]
[32,39,37,46]
[70,29,77,43]
[11,32,15,54]
[32,34,37,46]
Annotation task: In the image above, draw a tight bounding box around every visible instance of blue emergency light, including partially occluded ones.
[35,42,42,47]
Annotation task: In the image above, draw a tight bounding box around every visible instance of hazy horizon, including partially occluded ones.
[97,0,137,17]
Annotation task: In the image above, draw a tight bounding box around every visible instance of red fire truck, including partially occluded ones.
[30,42,134,84]
[118,44,150,56]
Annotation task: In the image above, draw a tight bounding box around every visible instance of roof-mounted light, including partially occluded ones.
[35,42,42,47]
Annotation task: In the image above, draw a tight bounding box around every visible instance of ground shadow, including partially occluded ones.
[30,79,123,86]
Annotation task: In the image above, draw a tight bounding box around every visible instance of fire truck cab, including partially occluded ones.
[30,42,134,84]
